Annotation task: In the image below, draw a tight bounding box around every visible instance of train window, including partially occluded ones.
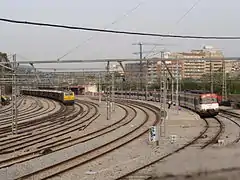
[200,97,217,104]
[194,98,197,106]
[64,92,73,96]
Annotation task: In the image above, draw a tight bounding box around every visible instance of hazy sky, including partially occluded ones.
[0,0,240,70]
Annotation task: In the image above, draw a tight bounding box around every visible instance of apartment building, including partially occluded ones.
[178,46,225,79]
[178,51,206,79]
[125,58,184,84]
[124,46,236,82]
[201,46,224,74]
[155,58,184,80]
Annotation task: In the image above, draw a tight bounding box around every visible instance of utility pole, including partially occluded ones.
[106,61,111,120]
[98,73,102,103]
[162,52,167,138]
[121,75,124,100]
[158,51,167,146]
[210,56,213,93]
[111,66,115,112]
[145,59,149,100]
[150,61,154,85]
[28,72,31,90]
[176,57,179,114]
[139,43,143,92]
[34,67,37,89]
[1,63,5,97]
[222,59,227,101]
[54,69,56,88]
[132,42,143,91]
[133,43,174,95]
[83,69,86,97]
[171,65,174,103]
[12,54,18,134]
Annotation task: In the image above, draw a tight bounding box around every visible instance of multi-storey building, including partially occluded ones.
[125,57,184,85]
[155,58,184,80]
[177,46,225,79]
[201,46,224,74]
[125,46,236,83]
[226,60,240,78]
[177,52,205,79]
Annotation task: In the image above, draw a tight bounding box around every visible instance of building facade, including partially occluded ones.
[171,46,226,79]
[125,62,148,84]
[177,46,224,79]
[124,46,232,82]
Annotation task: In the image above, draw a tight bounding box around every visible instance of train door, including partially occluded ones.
[184,94,187,107]
[178,95,180,106]
[194,97,197,111]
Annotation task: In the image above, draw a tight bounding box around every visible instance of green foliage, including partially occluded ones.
[229,80,240,94]
[0,52,8,59]
[0,52,12,94]
[0,52,11,70]
[142,73,240,95]
[94,70,240,95]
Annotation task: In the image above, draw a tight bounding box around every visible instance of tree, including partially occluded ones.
[0,52,12,94]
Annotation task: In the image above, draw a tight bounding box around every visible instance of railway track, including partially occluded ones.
[117,113,225,180]
[2,95,238,180]
[123,111,240,180]
[4,99,158,180]
[217,111,240,145]
[0,96,25,114]
[0,98,133,171]
[199,117,224,149]
[0,99,46,127]
[119,109,240,180]
[0,101,88,168]
[0,96,59,129]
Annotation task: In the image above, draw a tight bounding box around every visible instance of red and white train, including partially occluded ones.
[177,90,219,117]
[112,90,219,117]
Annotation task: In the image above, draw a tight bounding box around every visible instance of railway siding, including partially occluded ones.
[121,106,240,179]
[220,106,240,115]
[0,96,222,180]
[0,98,132,179]
[134,143,240,180]
[93,102,205,180]
[0,97,61,131]
[63,98,205,180]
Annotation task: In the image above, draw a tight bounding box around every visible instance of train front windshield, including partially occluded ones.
[200,97,218,104]
[64,92,73,96]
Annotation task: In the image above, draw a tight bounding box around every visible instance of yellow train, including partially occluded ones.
[1,95,10,106]
[63,91,75,105]
[21,89,75,105]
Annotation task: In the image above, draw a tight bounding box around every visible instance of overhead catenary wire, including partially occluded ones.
[1,57,239,66]
[175,0,202,25]
[1,17,240,40]
[57,0,148,60]
[145,0,202,58]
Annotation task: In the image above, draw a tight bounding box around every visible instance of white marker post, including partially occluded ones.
[170,135,177,144]
[149,126,158,144]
